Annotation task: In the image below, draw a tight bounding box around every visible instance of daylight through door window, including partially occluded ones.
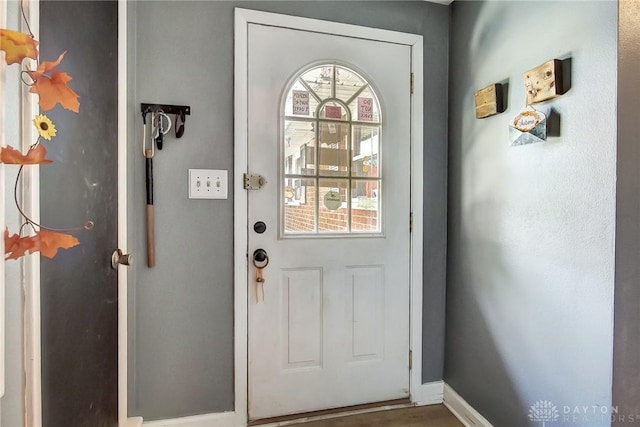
[282,64,382,235]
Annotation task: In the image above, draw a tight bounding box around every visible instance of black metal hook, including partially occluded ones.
[141,103,191,141]
[175,110,186,139]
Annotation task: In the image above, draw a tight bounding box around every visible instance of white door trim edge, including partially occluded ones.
[412,380,445,406]
[118,1,140,426]
[234,8,424,425]
[23,1,43,425]
[0,0,7,401]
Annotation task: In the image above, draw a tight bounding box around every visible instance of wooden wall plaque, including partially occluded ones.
[474,83,504,119]
[525,59,564,104]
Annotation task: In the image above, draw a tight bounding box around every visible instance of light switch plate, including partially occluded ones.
[189,169,228,199]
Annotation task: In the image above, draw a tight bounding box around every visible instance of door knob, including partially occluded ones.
[111,249,132,269]
[253,248,269,267]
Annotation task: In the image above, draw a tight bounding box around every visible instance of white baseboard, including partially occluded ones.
[443,384,493,427]
[142,411,241,427]
[411,380,444,405]
[125,417,144,427]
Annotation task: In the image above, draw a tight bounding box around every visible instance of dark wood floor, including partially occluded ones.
[288,405,463,427]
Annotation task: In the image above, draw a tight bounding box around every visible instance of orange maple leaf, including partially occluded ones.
[31,70,80,112]
[27,51,80,113]
[27,51,65,79]
[4,229,38,260]
[0,144,53,164]
[36,230,80,258]
[0,29,39,65]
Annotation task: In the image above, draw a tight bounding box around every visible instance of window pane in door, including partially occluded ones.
[281,63,383,236]
[301,66,333,100]
[318,122,349,177]
[319,179,348,233]
[320,102,349,121]
[351,180,380,232]
[352,126,380,178]
[348,86,380,123]
[284,120,316,175]
[284,80,318,118]
[335,66,367,103]
[284,178,316,233]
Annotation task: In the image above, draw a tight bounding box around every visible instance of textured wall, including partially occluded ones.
[128,1,449,420]
[446,1,617,426]
[613,1,640,424]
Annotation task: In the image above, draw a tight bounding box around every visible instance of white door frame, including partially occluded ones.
[0,0,8,403]
[234,9,424,426]
[21,1,43,425]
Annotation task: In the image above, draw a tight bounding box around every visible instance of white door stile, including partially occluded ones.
[22,1,43,426]
[233,9,250,427]
[0,0,6,400]
[408,39,424,405]
[117,0,139,425]
[234,7,424,424]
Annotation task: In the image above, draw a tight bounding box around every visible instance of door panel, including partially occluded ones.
[248,23,411,420]
[282,268,323,369]
[40,1,118,426]
[349,265,384,361]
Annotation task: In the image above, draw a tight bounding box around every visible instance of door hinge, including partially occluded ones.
[410,212,413,232]
[410,73,414,94]
[243,173,266,190]
[409,350,413,370]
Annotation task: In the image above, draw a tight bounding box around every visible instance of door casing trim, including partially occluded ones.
[23,1,42,425]
[118,0,132,425]
[233,8,424,425]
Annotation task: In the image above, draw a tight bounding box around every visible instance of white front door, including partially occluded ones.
[246,21,413,421]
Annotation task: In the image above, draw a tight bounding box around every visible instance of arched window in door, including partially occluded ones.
[282,64,382,235]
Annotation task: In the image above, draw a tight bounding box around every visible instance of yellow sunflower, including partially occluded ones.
[32,114,57,140]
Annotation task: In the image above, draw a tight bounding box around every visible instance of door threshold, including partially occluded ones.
[249,398,412,426]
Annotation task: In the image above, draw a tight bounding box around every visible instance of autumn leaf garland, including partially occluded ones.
[0,29,38,65]
[1,144,53,165]
[27,51,80,112]
[4,229,79,260]
[1,27,82,260]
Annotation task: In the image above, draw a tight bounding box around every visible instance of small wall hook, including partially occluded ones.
[175,110,186,138]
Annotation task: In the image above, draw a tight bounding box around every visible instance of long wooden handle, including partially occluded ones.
[145,149,155,267]
[146,204,155,268]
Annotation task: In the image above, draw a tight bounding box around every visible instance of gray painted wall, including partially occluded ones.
[128,1,449,420]
[446,1,617,426]
[613,1,640,424]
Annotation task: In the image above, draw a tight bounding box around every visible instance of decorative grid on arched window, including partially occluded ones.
[282,64,382,234]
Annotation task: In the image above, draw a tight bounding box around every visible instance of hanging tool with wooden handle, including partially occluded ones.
[145,147,155,267]
[140,105,182,267]
[141,107,173,268]
[141,108,156,267]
